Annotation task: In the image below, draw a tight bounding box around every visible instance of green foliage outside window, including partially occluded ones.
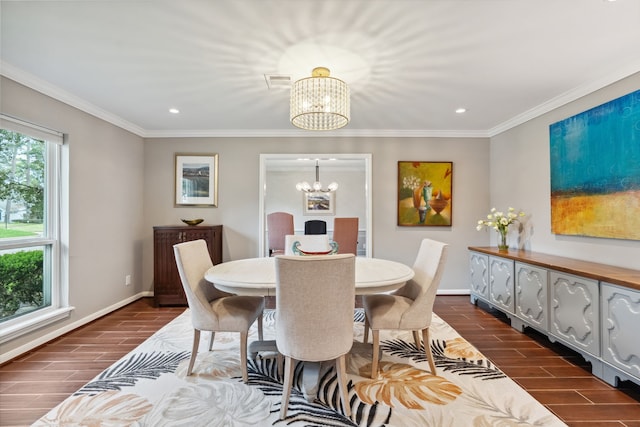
[0,250,44,320]
[1,129,45,225]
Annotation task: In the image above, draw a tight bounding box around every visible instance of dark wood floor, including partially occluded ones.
[1,296,639,426]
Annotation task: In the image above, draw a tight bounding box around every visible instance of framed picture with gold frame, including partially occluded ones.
[175,153,218,207]
[398,161,452,226]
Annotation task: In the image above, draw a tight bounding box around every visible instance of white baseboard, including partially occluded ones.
[1,291,154,365]
[437,289,471,295]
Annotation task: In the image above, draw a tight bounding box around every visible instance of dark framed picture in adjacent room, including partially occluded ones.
[303,191,335,215]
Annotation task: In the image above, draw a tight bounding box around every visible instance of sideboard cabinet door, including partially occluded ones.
[469,252,489,302]
[153,225,223,306]
[601,282,640,380]
[515,262,548,332]
[549,271,599,356]
[489,256,515,314]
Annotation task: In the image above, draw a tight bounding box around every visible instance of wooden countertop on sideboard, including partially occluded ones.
[468,246,640,292]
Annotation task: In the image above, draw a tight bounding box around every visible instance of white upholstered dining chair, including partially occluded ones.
[363,238,448,378]
[275,254,356,419]
[174,239,264,382]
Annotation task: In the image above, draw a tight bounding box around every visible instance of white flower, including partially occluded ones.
[476,207,526,234]
[402,175,421,190]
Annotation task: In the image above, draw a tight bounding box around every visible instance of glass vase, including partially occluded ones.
[497,230,509,252]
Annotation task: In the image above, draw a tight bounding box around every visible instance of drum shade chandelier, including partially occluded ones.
[290,67,350,131]
[296,160,338,192]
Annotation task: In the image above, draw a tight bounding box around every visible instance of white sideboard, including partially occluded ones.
[468,246,640,388]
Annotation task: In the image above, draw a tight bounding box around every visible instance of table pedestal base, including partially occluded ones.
[248,339,278,359]
[248,339,328,401]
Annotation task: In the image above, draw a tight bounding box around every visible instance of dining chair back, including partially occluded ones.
[267,212,294,256]
[174,239,264,382]
[284,234,332,255]
[304,219,327,235]
[363,238,448,378]
[332,217,359,255]
[275,254,356,419]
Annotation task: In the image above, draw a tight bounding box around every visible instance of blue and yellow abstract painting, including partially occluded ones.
[549,90,640,240]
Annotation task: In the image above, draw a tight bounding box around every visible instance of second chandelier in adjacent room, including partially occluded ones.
[296,160,338,193]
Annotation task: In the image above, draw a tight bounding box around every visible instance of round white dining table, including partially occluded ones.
[205,256,415,296]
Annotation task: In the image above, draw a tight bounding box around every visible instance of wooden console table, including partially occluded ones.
[468,246,640,388]
[153,225,222,306]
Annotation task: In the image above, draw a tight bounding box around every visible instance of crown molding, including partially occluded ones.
[142,128,490,139]
[1,61,146,137]
[0,62,488,139]
[4,59,637,141]
[488,60,640,137]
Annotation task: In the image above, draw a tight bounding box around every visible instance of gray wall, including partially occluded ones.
[142,137,490,294]
[489,72,640,268]
[1,77,145,358]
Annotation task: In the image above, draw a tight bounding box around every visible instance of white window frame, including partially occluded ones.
[0,115,71,344]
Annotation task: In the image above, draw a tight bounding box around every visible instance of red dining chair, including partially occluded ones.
[333,217,359,255]
[267,212,294,256]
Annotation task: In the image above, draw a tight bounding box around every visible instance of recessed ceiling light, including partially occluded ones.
[455,108,467,114]
[169,108,180,114]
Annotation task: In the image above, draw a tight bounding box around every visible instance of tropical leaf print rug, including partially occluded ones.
[33,309,567,426]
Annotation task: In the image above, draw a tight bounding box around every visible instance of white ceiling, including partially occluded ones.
[1,0,639,138]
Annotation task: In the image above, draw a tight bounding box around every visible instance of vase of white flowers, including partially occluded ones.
[476,207,526,252]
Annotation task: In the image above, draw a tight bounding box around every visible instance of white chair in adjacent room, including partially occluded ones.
[174,239,264,382]
[284,234,335,255]
[363,238,448,378]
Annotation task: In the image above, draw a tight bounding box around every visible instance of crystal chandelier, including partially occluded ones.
[290,67,350,131]
[296,160,338,192]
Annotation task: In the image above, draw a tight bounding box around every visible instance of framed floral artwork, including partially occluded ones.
[175,153,218,207]
[303,192,335,216]
[398,161,453,226]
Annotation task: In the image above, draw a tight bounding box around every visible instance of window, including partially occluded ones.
[0,115,69,343]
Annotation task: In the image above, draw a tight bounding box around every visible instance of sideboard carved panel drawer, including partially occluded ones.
[489,256,515,314]
[515,262,548,333]
[469,252,489,302]
[601,283,640,382]
[549,271,599,357]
